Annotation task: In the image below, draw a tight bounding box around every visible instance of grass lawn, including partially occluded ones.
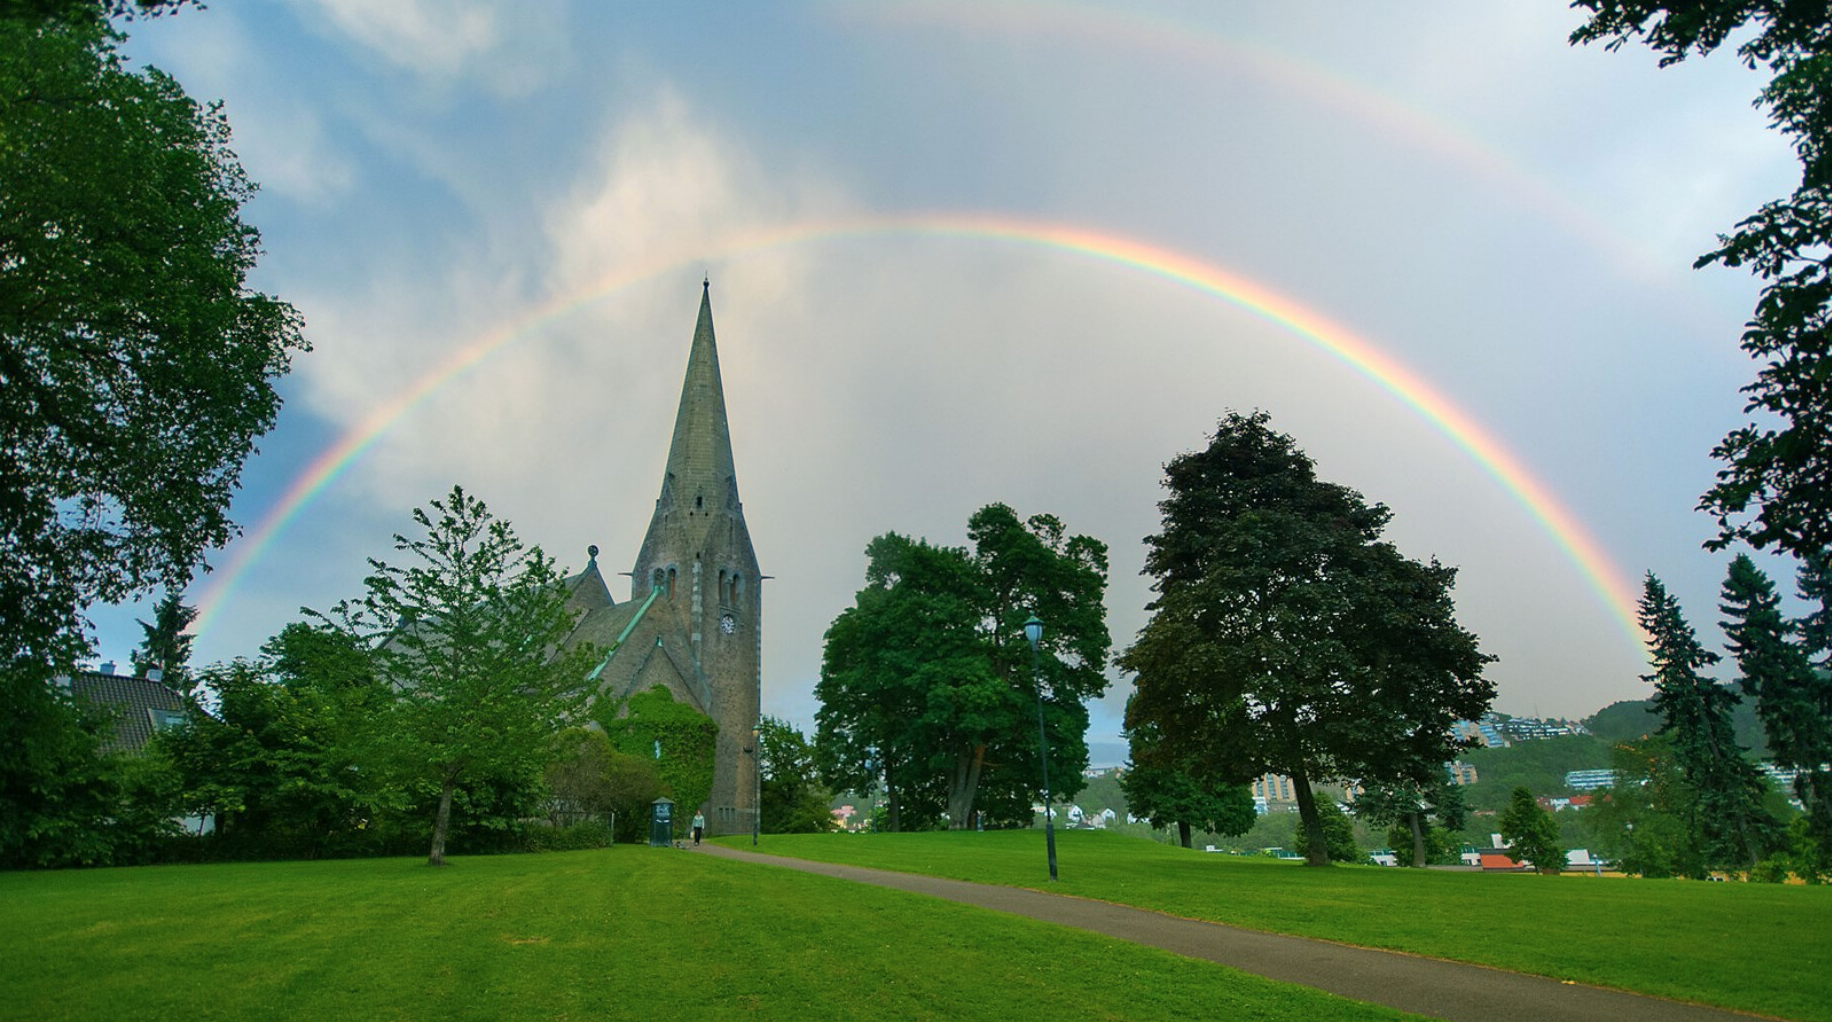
[727,829,1832,1022]
[0,847,1428,1022]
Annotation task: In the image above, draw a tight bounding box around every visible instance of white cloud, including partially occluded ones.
[289,0,572,96]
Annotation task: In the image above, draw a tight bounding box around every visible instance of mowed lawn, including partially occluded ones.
[731,829,1832,1022]
[0,848,1428,1022]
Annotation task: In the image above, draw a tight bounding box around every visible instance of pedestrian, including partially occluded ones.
[692,810,705,846]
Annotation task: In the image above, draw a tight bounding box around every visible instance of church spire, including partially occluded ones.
[656,280,740,515]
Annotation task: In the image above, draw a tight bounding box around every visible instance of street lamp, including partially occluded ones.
[752,724,761,847]
[1025,615,1058,881]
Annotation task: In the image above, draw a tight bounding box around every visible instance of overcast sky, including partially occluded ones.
[86,1,1811,766]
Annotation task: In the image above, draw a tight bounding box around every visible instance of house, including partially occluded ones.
[63,663,185,755]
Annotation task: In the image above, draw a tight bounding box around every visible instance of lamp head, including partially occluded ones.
[1023,616,1043,648]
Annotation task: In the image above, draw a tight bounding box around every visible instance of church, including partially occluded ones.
[555,283,763,836]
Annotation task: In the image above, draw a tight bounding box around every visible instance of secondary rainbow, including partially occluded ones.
[192,213,1645,646]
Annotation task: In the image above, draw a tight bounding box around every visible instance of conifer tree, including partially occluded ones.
[1641,573,1775,873]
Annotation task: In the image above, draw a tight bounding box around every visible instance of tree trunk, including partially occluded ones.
[1408,811,1427,868]
[1178,820,1192,849]
[428,777,455,867]
[947,744,986,829]
[1292,771,1330,867]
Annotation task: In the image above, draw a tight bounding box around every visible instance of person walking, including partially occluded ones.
[691,810,705,846]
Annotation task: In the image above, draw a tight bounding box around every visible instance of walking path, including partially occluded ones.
[695,843,1776,1022]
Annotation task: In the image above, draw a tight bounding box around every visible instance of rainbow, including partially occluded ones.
[191,213,1646,646]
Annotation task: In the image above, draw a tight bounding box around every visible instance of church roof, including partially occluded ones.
[656,282,741,516]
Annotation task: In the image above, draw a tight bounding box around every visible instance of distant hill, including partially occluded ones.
[1583,696,1770,758]
[1459,735,1612,810]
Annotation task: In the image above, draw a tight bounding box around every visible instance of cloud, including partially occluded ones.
[288,0,572,97]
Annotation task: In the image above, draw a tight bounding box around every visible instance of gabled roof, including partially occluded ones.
[66,671,185,754]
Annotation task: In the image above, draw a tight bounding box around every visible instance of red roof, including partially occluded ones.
[1479,852,1524,870]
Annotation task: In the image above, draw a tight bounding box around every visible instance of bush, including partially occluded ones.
[522,822,614,852]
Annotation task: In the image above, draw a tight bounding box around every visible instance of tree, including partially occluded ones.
[545,727,662,839]
[1499,786,1566,873]
[1573,4,1832,562]
[1355,776,1467,867]
[757,716,834,834]
[1119,759,1255,849]
[320,486,595,867]
[0,14,305,675]
[1120,413,1494,866]
[1641,573,1777,871]
[0,2,302,870]
[157,623,395,859]
[133,592,196,684]
[1121,704,1254,848]
[1721,554,1831,868]
[1292,798,1360,864]
[815,504,1109,830]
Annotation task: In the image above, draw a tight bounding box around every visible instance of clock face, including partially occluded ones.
[720,614,736,634]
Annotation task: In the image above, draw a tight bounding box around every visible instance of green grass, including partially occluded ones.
[727,829,1832,1022]
[0,848,1427,1022]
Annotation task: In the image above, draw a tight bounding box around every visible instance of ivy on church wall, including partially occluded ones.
[596,686,718,814]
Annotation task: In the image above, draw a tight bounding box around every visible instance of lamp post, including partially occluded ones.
[752,724,761,847]
[1025,615,1058,881]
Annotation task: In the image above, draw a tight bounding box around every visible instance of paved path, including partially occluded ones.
[695,843,1777,1022]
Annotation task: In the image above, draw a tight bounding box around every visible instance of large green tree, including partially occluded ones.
[0,14,304,675]
[1573,3,1832,562]
[0,6,302,869]
[756,716,835,834]
[1121,704,1255,849]
[1120,413,1494,866]
[1641,572,1777,871]
[320,487,595,867]
[816,504,1109,830]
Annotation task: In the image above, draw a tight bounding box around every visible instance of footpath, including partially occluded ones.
[694,843,1775,1022]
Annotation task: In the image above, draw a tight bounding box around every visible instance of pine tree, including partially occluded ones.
[1642,573,1775,873]
[1785,551,1832,870]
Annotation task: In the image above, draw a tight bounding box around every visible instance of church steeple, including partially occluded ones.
[655,280,741,518]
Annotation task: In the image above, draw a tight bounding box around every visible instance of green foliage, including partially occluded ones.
[1641,573,1779,871]
[518,821,614,852]
[543,727,662,843]
[1499,787,1565,873]
[1290,798,1360,863]
[1458,735,1614,810]
[1113,710,1260,853]
[598,685,716,823]
[0,14,304,675]
[816,503,1109,830]
[1355,777,1467,866]
[0,682,180,868]
[757,716,834,834]
[318,486,596,866]
[1121,412,1494,866]
[132,593,196,685]
[1573,3,1832,562]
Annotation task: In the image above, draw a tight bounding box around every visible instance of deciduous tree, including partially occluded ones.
[0,14,304,674]
[320,487,595,867]
[1573,3,1832,562]
[1120,413,1494,866]
[816,504,1109,830]
[1121,706,1254,849]
[757,716,834,834]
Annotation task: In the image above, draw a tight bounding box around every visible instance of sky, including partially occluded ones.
[85,0,1812,767]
